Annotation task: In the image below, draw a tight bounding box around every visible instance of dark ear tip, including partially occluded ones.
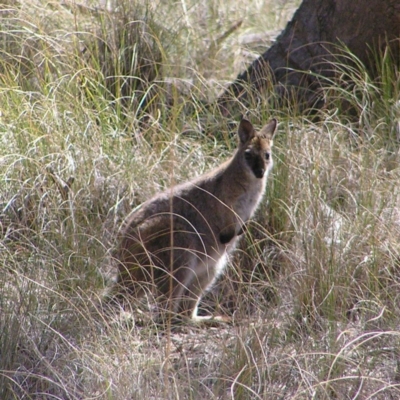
[268,118,278,134]
[238,118,253,128]
[238,117,255,143]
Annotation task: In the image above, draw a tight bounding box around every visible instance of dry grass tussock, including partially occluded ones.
[1,0,400,399]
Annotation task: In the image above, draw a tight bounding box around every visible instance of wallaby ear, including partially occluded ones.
[238,118,255,144]
[258,118,277,140]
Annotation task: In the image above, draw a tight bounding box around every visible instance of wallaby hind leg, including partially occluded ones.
[156,260,200,321]
[179,256,233,323]
[174,260,218,320]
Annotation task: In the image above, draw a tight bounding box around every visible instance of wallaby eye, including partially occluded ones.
[265,152,270,161]
[244,149,253,160]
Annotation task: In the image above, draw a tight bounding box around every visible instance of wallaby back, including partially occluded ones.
[116,118,277,323]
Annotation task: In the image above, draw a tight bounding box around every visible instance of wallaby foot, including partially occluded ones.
[192,314,232,326]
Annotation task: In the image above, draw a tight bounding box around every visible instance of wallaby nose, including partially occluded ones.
[255,169,265,178]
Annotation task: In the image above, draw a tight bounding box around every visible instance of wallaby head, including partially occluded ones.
[237,118,277,179]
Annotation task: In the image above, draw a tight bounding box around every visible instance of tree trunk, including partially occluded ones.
[218,0,400,114]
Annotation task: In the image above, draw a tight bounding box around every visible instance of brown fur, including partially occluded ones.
[116,118,277,322]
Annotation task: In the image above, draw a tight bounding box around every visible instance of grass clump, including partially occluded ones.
[2,0,400,399]
[79,1,166,120]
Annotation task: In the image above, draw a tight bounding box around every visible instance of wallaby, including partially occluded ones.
[116,118,277,323]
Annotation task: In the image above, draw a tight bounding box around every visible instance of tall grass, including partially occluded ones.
[1,0,400,398]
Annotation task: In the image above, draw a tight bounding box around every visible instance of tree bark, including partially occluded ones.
[218,0,400,114]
